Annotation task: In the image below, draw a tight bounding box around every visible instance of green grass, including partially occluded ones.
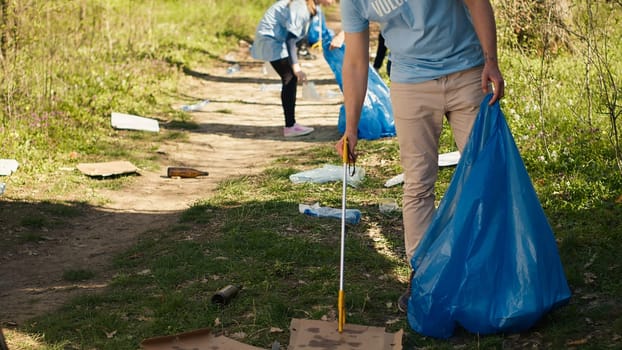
[8,136,621,349]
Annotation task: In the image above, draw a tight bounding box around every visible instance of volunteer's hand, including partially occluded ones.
[335,134,358,163]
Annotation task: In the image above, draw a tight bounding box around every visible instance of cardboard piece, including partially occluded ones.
[288,319,403,350]
[111,112,160,132]
[140,327,264,350]
[76,161,138,177]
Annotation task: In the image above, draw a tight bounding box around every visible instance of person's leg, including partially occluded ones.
[270,58,297,127]
[270,58,314,137]
[391,80,446,264]
[391,79,446,312]
[445,66,486,152]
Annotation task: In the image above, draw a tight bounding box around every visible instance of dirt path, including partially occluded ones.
[0,21,352,326]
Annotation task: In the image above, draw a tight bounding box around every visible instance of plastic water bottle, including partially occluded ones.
[299,203,361,225]
[180,99,209,112]
[0,183,5,196]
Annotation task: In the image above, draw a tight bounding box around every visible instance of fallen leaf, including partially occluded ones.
[566,338,588,346]
[385,318,400,325]
[231,332,247,340]
[105,330,117,339]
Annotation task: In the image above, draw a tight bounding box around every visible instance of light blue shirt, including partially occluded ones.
[251,0,312,62]
[340,0,484,83]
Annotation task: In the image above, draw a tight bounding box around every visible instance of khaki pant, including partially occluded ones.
[390,66,486,264]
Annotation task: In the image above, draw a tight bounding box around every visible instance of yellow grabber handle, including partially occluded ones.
[338,290,346,333]
[342,136,349,164]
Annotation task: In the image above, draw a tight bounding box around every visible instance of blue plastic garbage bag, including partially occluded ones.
[308,10,395,140]
[407,94,571,339]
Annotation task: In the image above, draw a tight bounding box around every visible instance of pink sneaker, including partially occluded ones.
[284,123,314,137]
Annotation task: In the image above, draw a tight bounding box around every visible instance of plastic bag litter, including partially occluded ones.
[289,164,365,187]
[309,9,395,140]
[407,94,571,339]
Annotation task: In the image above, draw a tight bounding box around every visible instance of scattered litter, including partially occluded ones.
[384,173,404,188]
[111,112,159,133]
[0,159,19,176]
[167,167,209,178]
[211,285,241,305]
[76,160,138,177]
[379,198,399,213]
[290,164,365,187]
[226,63,240,74]
[299,202,361,225]
[384,151,461,187]
[438,150,461,167]
[223,53,238,62]
[260,83,282,92]
[302,82,321,100]
[0,183,5,196]
[262,62,278,77]
[180,99,209,112]
[325,89,341,98]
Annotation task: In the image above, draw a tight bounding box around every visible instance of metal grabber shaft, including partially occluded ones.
[338,137,348,333]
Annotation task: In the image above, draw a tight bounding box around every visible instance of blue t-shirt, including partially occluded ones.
[340,0,484,83]
[251,0,311,62]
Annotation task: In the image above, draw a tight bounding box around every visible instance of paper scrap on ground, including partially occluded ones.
[384,151,461,187]
[111,112,160,132]
[0,159,19,176]
[76,161,138,177]
[288,318,403,349]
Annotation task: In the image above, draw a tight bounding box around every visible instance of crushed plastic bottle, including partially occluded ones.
[180,99,210,112]
[226,63,241,74]
[299,203,361,225]
[0,182,5,196]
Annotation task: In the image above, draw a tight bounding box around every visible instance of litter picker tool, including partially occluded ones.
[338,137,353,333]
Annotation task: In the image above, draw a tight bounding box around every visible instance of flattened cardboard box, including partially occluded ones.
[289,319,403,350]
[76,160,138,177]
[140,327,263,350]
[140,320,402,350]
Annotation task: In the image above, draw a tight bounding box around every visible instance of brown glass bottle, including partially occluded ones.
[167,167,209,178]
